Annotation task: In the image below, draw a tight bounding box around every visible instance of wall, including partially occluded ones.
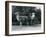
[0,0,46,37]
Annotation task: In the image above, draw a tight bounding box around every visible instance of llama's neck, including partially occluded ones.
[16,15,19,21]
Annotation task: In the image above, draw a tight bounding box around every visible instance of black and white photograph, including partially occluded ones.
[5,1,45,36]
[12,6,41,31]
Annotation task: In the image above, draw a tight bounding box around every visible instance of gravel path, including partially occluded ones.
[12,24,41,31]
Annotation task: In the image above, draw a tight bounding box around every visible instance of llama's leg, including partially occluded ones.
[27,22,29,26]
[20,22,22,26]
[31,19,33,25]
